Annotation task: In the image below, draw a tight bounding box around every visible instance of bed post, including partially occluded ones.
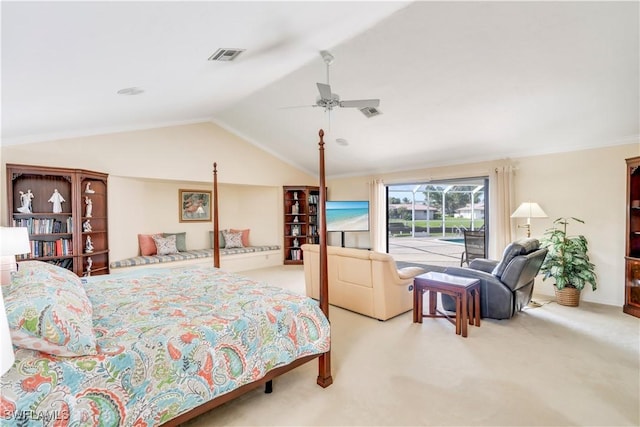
[316,129,333,388]
[213,162,220,268]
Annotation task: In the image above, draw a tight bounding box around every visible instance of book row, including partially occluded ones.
[12,217,73,235]
[17,238,73,259]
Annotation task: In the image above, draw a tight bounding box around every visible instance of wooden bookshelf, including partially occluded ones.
[283,186,320,265]
[6,164,109,277]
[624,156,640,318]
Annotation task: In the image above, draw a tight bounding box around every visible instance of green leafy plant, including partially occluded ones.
[539,217,597,291]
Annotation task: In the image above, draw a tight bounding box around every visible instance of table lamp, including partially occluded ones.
[1,292,14,375]
[0,226,29,376]
[1,226,31,285]
[511,202,548,237]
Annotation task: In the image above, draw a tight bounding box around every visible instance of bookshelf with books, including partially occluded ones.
[6,164,109,277]
[625,156,640,318]
[283,185,320,265]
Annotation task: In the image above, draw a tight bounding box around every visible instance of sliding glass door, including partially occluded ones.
[386,177,489,267]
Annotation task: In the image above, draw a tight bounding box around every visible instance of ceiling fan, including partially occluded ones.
[313,50,381,117]
[282,50,381,120]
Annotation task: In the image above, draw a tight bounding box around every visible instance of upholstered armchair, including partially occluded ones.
[441,238,547,320]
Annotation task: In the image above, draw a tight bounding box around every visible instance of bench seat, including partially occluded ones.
[110,245,281,271]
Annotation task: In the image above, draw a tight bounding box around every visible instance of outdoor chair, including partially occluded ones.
[442,238,547,319]
[460,229,486,266]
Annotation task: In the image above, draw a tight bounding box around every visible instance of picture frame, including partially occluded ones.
[179,189,212,222]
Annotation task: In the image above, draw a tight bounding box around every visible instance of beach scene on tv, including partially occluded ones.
[326,201,370,232]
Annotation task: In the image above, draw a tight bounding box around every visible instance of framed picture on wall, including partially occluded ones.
[179,189,212,222]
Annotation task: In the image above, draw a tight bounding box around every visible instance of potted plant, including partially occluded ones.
[539,217,597,306]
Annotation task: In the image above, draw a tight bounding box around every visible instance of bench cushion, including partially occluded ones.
[110,246,280,269]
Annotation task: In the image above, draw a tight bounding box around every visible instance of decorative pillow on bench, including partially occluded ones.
[152,234,178,255]
[138,233,162,256]
[163,232,187,252]
[222,230,244,249]
[210,230,226,249]
[231,228,250,247]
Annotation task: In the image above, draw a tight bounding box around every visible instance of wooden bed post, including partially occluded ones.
[316,129,333,387]
[213,162,220,268]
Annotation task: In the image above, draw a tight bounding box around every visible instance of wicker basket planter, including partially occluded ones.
[555,286,581,307]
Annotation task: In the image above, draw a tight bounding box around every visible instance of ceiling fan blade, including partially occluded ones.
[316,83,333,100]
[339,99,380,108]
[278,104,317,110]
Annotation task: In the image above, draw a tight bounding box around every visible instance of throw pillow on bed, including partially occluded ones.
[152,234,178,255]
[5,260,97,356]
[222,230,244,248]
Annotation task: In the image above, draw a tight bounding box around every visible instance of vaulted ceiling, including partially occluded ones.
[2,1,638,177]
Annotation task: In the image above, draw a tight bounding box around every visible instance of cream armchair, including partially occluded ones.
[301,244,425,320]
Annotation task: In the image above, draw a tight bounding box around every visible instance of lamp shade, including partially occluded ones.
[0,227,31,256]
[511,202,548,219]
[0,292,14,376]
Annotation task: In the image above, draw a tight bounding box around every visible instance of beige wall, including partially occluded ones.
[1,122,316,261]
[329,142,640,307]
[108,177,280,259]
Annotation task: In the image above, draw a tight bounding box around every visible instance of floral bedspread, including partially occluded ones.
[1,266,330,426]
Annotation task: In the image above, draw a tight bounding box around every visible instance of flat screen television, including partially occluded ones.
[325,200,370,232]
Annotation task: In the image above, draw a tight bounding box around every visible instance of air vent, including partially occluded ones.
[359,106,382,118]
[208,48,245,62]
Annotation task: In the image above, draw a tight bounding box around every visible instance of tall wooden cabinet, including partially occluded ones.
[624,156,640,318]
[283,186,320,264]
[6,164,109,277]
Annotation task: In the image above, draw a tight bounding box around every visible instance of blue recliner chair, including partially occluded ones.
[441,238,547,320]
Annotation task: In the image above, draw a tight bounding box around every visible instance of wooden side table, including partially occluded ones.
[413,272,481,337]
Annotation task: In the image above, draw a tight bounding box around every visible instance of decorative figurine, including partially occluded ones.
[85,236,94,253]
[293,238,299,248]
[17,189,34,213]
[48,189,65,213]
[293,191,298,200]
[292,200,299,214]
[85,182,95,194]
[85,257,93,276]
[293,216,299,223]
[85,197,93,217]
[292,225,299,236]
[83,219,92,232]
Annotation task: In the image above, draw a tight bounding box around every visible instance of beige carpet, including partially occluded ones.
[183,266,639,427]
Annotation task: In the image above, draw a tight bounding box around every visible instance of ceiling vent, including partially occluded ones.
[359,106,382,118]
[208,48,245,62]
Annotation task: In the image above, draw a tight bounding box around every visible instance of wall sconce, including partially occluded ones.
[511,202,548,237]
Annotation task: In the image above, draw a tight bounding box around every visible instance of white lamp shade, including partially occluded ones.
[0,292,15,375]
[0,227,31,256]
[511,202,548,219]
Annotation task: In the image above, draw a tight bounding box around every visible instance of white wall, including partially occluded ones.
[329,142,640,307]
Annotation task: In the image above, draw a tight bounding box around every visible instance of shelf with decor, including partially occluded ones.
[283,185,320,265]
[6,164,109,277]
[624,156,640,318]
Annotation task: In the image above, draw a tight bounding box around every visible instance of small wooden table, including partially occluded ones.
[413,272,481,337]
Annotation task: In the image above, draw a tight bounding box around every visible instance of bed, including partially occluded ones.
[1,130,333,426]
